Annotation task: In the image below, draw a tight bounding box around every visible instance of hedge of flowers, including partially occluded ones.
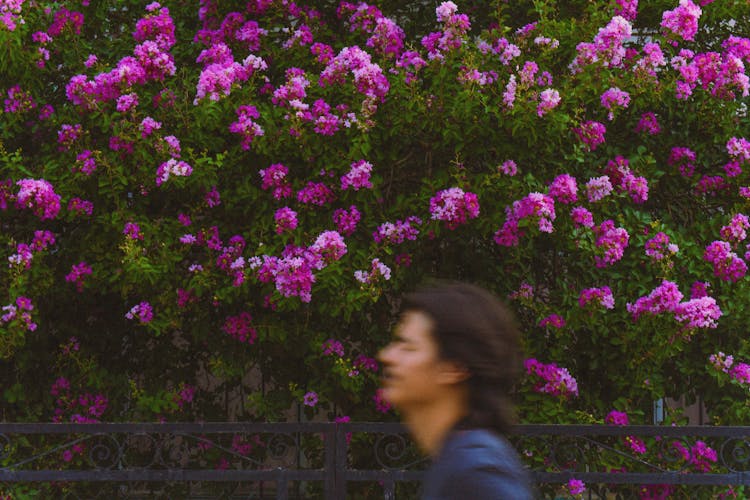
[1,0,749,497]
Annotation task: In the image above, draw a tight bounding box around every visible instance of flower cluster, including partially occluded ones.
[65,262,93,292]
[65,5,176,110]
[340,160,373,190]
[719,213,750,244]
[310,230,347,264]
[495,192,556,246]
[155,158,193,186]
[645,232,679,261]
[421,2,471,61]
[703,240,747,282]
[259,163,292,200]
[333,205,361,236]
[354,258,391,284]
[194,42,267,104]
[222,312,257,344]
[322,338,345,357]
[256,247,320,302]
[547,174,578,204]
[626,280,683,320]
[538,314,565,328]
[709,352,750,386]
[585,176,613,203]
[574,121,606,151]
[571,16,632,71]
[229,105,264,150]
[373,217,421,245]
[661,0,702,42]
[603,156,649,204]
[429,187,479,229]
[635,112,661,135]
[3,85,35,113]
[673,296,722,329]
[1,296,36,332]
[297,181,335,206]
[579,286,615,309]
[593,219,630,267]
[669,146,697,177]
[123,222,143,240]
[672,440,717,472]
[338,2,405,58]
[600,87,630,120]
[605,410,647,454]
[51,377,108,424]
[8,230,55,269]
[524,358,579,398]
[274,207,298,234]
[15,178,61,220]
[125,301,154,324]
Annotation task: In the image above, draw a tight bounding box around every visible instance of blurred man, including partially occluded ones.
[378,282,535,499]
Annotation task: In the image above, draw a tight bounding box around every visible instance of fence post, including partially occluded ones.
[334,423,348,500]
[324,424,336,499]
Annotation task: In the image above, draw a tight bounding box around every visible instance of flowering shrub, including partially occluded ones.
[1,0,750,496]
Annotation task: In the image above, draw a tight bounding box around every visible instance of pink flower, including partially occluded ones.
[579,286,615,309]
[274,207,298,234]
[222,312,257,344]
[65,262,93,292]
[537,88,561,116]
[585,176,613,202]
[635,112,661,135]
[539,314,566,328]
[333,206,361,236]
[661,0,702,42]
[340,160,373,190]
[567,478,586,496]
[303,391,318,407]
[125,301,154,324]
[600,87,630,120]
[429,187,480,229]
[15,179,61,220]
[574,121,606,151]
[548,174,578,204]
[524,358,579,398]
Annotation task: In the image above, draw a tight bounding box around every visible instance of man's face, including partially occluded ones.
[378,310,451,411]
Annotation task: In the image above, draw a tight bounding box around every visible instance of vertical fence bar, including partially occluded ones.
[324,424,336,499]
[334,423,348,500]
[382,479,396,500]
[276,472,288,500]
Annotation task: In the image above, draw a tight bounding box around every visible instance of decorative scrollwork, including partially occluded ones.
[120,433,161,469]
[265,432,297,466]
[654,436,692,471]
[86,434,121,470]
[720,437,750,472]
[374,433,424,470]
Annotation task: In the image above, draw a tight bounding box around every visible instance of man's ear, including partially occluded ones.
[438,360,471,385]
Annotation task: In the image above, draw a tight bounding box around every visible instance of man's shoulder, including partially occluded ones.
[423,429,535,499]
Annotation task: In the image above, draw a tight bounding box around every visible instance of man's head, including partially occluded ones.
[378,282,523,435]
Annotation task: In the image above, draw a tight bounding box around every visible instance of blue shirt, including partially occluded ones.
[421,429,536,499]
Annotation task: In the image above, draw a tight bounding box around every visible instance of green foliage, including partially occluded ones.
[1,0,750,495]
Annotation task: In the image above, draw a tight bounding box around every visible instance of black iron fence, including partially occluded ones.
[1,422,749,498]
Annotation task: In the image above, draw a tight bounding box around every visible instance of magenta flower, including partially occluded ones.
[341,160,373,190]
[303,391,318,407]
[125,301,154,324]
[429,187,480,229]
[661,0,702,42]
[222,312,257,344]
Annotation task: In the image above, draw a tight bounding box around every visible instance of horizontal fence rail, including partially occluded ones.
[1,423,749,498]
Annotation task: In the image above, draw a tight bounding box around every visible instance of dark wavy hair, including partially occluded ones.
[401,281,523,435]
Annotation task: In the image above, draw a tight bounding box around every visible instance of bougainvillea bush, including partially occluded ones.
[1,0,749,496]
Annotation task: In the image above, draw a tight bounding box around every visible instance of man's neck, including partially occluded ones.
[402,397,468,457]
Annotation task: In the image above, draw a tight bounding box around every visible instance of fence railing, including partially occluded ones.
[1,422,749,499]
